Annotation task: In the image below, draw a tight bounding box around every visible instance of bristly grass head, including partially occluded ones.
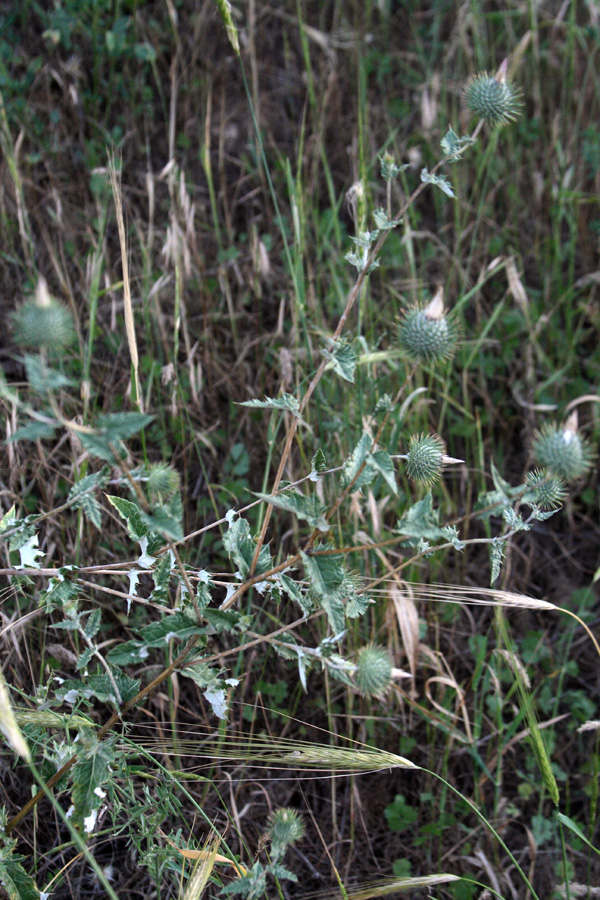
[398,287,459,365]
[531,411,594,482]
[464,64,523,126]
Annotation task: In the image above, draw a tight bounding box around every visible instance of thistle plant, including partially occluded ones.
[0,46,596,900]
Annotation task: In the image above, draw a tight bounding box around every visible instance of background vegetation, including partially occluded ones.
[0,1,599,898]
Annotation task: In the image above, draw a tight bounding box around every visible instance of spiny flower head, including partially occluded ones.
[398,287,459,365]
[12,277,76,354]
[267,808,305,854]
[146,462,181,503]
[523,469,568,511]
[355,643,393,698]
[532,412,594,483]
[464,62,522,126]
[405,433,446,486]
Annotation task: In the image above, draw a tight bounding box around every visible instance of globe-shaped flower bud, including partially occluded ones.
[147,462,181,503]
[355,643,393,698]
[12,278,76,354]
[267,808,305,851]
[464,67,522,126]
[532,412,593,482]
[405,433,445,486]
[398,288,458,365]
[523,469,568,511]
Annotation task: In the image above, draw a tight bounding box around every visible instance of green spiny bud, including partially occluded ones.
[355,643,393,699]
[405,433,445,486]
[398,287,458,364]
[464,65,522,126]
[267,808,305,853]
[532,412,594,483]
[523,469,568,510]
[12,278,76,354]
[146,462,181,502]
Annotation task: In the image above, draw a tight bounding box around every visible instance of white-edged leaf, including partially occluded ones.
[106,494,148,541]
[255,491,329,532]
[16,534,44,570]
[342,433,373,489]
[420,168,455,198]
[322,339,357,383]
[238,393,302,419]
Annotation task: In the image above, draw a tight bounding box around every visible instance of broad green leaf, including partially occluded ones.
[79,430,122,463]
[150,554,172,605]
[301,550,346,633]
[368,450,398,495]
[255,491,329,532]
[71,732,117,832]
[420,168,455,198]
[346,592,372,618]
[75,645,96,672]
[106,640,150,666]
[5,516,37,553]
[279,574,312,615]
[68,469,110,529]
[0,504,17,533]
[140,507,183,541]
[177,661,238,720]
[239,393,302,419]
[42,577,79,613]
[140,610,206,647]
[55,671,139,707]
[395,494,446,542]
[84,607,102,641]
[106,495,148,541]
[23,354,74,392]
[223,515,272,578]
[310,448,327,478]
[0,847,40,900]
[96,411,154,441]
[8,420,58,442]
[342,433,373,489]
[203,608,248,634]
[322,339,357,383]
